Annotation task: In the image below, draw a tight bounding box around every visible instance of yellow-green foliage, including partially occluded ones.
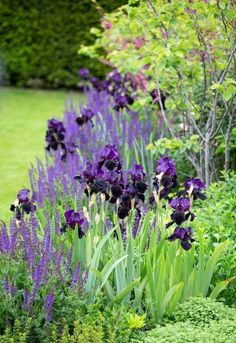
[0,318,31,343]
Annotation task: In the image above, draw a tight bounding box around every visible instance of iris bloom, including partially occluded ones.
[167,227,194,250]
[184,178,206,200]
[166,197,194,227]
[10,189,36,220]
[62,210,88,238]
[150,157,177,203]
[76,108,94,126]
[128,164,146,181]
[157,157,176,177]
[46,119,66,152]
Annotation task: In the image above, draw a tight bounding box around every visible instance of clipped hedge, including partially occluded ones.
[0,0,126,88]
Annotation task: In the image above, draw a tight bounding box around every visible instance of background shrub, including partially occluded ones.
[193,172,236,305]
[0,0,126,88]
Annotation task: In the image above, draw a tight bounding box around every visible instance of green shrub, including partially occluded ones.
[132,297,236,343]
[0,318,31,343]
[132,320,236,343]
[164,297,236,326]
[0,0,126,88]
[193,172,236,305]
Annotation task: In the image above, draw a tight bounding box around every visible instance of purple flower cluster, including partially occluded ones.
[44,291,54,322]
[10,189,36,220]
[75,145,148,220]
[0,215,86,313]
[87,68,137,111]
[165,177,206,250]
[76,144,123,201]
[46,118,77,160]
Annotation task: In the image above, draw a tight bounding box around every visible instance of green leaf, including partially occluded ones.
[202,241,229,296]
[159,282,184,319]
[113,278,140,304]
[94,255,128,296]
[209,277,236,299]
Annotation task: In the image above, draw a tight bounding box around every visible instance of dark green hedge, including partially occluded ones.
[0,0,126,88]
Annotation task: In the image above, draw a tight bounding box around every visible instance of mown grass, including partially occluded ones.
[0,87,81,222]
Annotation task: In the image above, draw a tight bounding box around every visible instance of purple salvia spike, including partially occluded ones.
[44,291,54,322]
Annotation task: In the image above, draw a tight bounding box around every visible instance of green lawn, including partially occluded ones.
[0,87,80,222]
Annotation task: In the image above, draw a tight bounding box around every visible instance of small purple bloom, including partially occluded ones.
[108,69,122,83]
[23,288,29,310]
[128,164,146,181]
[157,157,176,176]
[169,197,190,212]
[150,89,166,109]
[46,119,66,157]
[79,68,89,79]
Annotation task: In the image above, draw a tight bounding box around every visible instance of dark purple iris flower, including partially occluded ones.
[118,194,132,219]
[169,197,190,212]
[10,189,36,220]
[79,68,90,80]
[114,94,134,111]
[150,89,166,110]
[82,162,103,182]
[150,157,177,203]
[166,197,194,227]
[46,118,66,152]
[108,69,122,84]
[99,145,122,172]
[17,189,30,204]
[48,119,65,132]
[76,108,94,126]
[167,227,194,250]
[61,210,88,238]
[117,164,147,220]
[100,144,120,162]
[157,157,176,177]
[128,164,146,181]
[75,161,110,199]
[184,178,206,200]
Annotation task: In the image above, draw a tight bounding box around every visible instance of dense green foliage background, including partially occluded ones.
[0,0,126,88]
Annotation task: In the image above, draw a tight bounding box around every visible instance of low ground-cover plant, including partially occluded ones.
[132,297,236,343]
